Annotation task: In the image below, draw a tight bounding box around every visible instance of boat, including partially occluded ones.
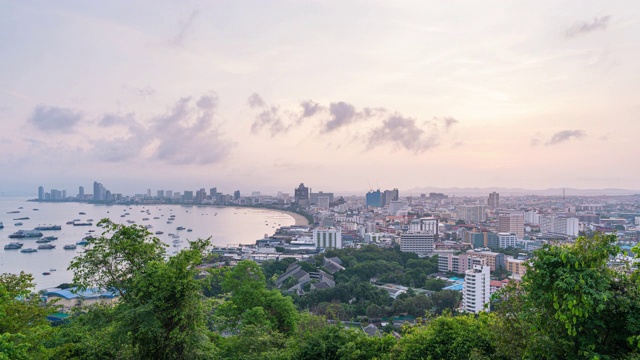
[127,220,135,224]
[14,222,23,226]
[4,242,23,250]
[38,244,56,249]
[20,248,37,253]
[63,244,77,250]
[42,236,58,241]
[153,217,159,219]
[173,239,181,243]
[176,226,185,230]
[7,211,19,214]
[167,221,173,224]
[155,231,164,235]
[73,219,81,222]
[187,229,193,232]
[9,230,43,238]
[50,268,56,271]
[145,225,153,229]
[33,209,39,211]
[0,222,4,229]
[36,239,52,243]
[34,225,62,231]
[87,219,94,222]
[13,217,29,220]
[73,222,92,226]
[42,272,51,275]
[142,218,149,221]
[79,212,86,215]
[66,221,75,224]
[75,240,89,246]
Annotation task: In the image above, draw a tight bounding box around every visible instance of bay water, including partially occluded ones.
[0,197,294,290]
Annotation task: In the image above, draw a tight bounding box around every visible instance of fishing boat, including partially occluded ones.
[63,244,77,250]
[20,248,37,253]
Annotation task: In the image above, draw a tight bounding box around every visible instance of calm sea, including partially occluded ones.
[0,197,294,290]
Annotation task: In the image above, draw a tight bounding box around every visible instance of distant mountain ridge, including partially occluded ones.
[402,187,640,197]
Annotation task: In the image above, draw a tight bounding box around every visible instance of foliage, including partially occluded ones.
[392,313,495,359]
[68,219,167,300]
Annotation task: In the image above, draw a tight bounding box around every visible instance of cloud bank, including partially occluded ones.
[29,105,82,132]
[566,16,611,38]
[546,129,586,145]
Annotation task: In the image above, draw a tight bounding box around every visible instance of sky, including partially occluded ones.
[1,1,639,196]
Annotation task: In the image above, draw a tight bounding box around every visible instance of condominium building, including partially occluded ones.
[408,217,439,235]
[498,212,524,239]
[488,192,500,208]
[400,232,434,256]
[462,259,491,314]
[457,205,486,223]
[313,227,342,249]
[465,249,505,271]
[497,232,518,249]
[506,258,527,277]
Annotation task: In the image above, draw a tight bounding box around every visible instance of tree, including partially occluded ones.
[115,238,215,359]
[68,219,167,301]
[493,233,640,359]
[393,313,495,359]
[0,272,53,359]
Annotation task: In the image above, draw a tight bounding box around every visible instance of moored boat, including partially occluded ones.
[20,248,37,253]
[34,225,62,231]
[38,244,56,249]
[63,244,77,250]
[8,230,43,238]
[4,242,23,250]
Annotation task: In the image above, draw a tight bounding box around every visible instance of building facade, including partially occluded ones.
[462,260,491,314]
[313,227,342,249]
[400,232,434,256]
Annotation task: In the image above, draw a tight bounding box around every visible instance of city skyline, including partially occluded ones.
[1,2,639,195]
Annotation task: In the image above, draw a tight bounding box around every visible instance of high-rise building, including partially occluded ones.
[166,190,173,199]
[93,181,106,201]
[294,183,310,207]
[488,192,500,208]
[183,191,194,201]
[209,187,217,198]
[458,205,486,223]
[233,190,241,200]
[78,186,84,199]
[462,259,491,314]
[157,190,165,198]
[313,227,342,249]
[366,190,382,208]
[383,188,399,206]
[400,232,434,256]
[50,189,62,200]
[310,191,334,205]
[497,232,517,249]
[498,212,524,239]
[465,249,505,271]
[38,186,44,200]
[62,190,66,199]
[196,188,207,202]
[408,217,439,235]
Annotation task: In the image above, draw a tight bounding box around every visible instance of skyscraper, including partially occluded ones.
[38,186,44,200]
[294,183,310,207]
[462,259,491,314]
[498,212,524,239]
[366,190,382,208]
[78,186,84,199]
[488,192,500,208]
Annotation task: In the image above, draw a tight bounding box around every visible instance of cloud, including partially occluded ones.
[171,10,199,47]
[440,116,459,130]
[247,93,266,108]
[28,105,82,132]
[300,100,322,118]
[546,130,586,145]
[99,113,136,127]
[91,93,234,165]
[251,106,288,137]
[566,16,611,38]
[367,115,439,153]
[324,102,358,132]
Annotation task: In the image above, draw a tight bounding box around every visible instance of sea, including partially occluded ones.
[0,197,295,290]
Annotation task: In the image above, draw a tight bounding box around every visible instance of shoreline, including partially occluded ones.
[275,209,310,226]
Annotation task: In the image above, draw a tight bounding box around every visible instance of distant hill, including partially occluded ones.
[402,187,640,197]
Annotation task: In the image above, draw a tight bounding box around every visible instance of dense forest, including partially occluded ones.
[1,221,640,359]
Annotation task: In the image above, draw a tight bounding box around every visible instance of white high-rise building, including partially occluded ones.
[400,232,434,256]
[313,227,342,249]
[408,217,438,235]
[389,200,407,215]
[497,232,517,249]
[458,205,486,223]
[524,210,541,225]
[462,259,491,314]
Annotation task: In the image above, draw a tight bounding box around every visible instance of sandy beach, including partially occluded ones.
[278,210,310,226]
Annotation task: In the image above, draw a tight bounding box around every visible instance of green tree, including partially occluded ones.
[392,313,495,359]
[0,272,53,359]
[68,219,167,300]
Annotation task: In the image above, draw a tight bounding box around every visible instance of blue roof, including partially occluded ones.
[443,283,464,291]
[45,288,117,300]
